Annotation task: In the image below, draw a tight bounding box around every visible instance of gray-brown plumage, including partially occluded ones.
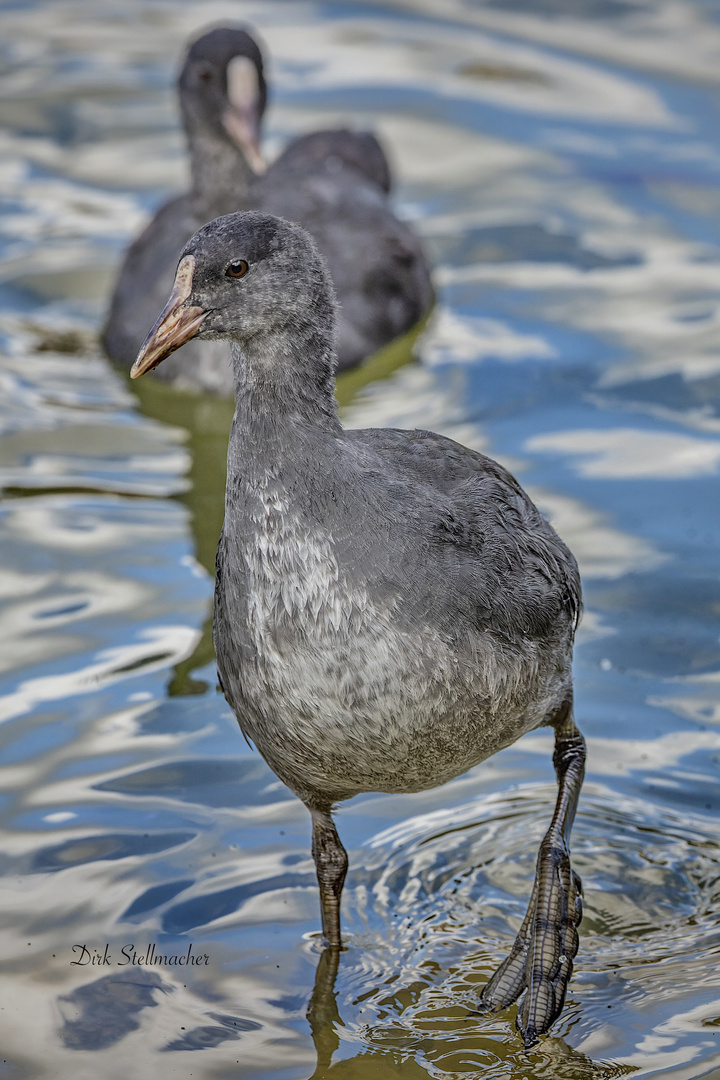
[103,26,432,393]
[130,211,585,1048]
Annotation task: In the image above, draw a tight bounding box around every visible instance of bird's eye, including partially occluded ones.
[226,260,249,279]
[197,65,213,83]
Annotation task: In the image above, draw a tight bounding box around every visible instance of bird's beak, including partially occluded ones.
[222,105,266,174]
[130,255,208,379]
[223,55,266,175]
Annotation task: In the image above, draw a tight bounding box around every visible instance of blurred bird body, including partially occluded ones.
[104,26,432,392]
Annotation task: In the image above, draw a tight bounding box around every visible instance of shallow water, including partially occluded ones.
[1,1,720,1077]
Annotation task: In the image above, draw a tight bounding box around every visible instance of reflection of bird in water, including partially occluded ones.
[103,25,432,394]
[131,211,585,1049]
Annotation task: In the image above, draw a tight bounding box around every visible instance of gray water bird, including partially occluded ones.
[103,25,432,393]
[130,211,585,1048]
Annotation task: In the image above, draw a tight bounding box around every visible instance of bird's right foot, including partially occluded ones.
[478,834,583,1048]
[478,718,586,1048]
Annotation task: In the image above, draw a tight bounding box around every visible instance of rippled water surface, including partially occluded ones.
[2,1,720,1077]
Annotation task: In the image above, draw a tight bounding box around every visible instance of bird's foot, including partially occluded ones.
[478,837,582,1048]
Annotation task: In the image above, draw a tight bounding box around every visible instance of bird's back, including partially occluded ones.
[261,134,433,370]
[341,427,581,643]
[265,129,392,193]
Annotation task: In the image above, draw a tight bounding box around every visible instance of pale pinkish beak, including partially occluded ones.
[130,255,208,378]
[222,55,266,175]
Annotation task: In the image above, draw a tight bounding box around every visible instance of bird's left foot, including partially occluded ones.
[478,837,582,1048]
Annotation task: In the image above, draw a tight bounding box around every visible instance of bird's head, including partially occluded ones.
[178,25,267,174]
[130,211,337,380]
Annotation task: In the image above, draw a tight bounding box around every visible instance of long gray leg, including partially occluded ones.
[480,699,585,1047]
[310,808,348,948]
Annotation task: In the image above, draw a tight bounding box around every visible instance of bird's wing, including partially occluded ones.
[266,129,392,193]
[344,427,582,640]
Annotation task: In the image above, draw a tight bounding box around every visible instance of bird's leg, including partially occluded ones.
[480,698,585,1048]
[310,808,348,948]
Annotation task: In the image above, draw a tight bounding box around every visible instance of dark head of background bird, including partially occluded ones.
[131,211,339,399]
[178,26,267,175]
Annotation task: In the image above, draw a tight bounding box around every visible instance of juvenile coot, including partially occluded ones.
[104,26,432,393]
[131,211,584,1048]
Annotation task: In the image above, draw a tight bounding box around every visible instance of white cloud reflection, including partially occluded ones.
[649,669,720,727]
[268,18,675,127]
[527,427,720,479]
[423,308,556,367]
[0,625,200,726]
[528,488,667,578]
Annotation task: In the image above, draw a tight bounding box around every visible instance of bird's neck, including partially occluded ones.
[226,334,342,488]
[187,128,258,219]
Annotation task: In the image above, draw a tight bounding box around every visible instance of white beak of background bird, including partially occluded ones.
[223,54,266,175]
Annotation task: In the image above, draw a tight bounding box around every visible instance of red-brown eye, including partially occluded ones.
[226,260,249,279]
